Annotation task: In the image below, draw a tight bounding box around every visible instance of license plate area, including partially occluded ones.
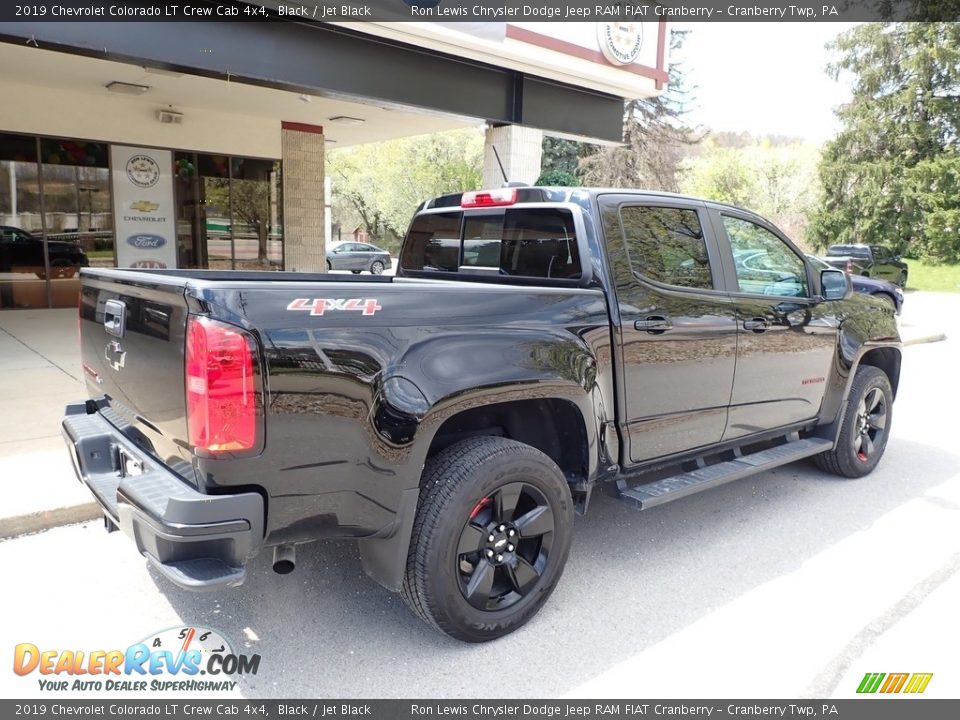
[116,445,145,478]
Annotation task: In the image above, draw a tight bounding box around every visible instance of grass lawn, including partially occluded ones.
[905,259,960,292]
[86,250,114,259]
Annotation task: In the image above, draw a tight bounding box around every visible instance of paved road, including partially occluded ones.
[2,313,958,700]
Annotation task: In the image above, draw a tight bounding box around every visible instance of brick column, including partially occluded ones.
[281,121,326,272]
[482,124,544,188]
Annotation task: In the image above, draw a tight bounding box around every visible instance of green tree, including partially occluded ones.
[539,137,581,179]
[328,128,483,252]
[578,29,700,191]
[809,23,960,263]
[681,138,820,244]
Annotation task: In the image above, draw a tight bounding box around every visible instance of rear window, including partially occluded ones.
[400,212,462,272]
[400,208,581,280]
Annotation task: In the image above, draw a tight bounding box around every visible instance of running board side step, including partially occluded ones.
[618,438,834,510]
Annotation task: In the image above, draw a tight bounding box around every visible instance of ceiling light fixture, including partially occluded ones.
[327,115,365,126]
[106,81,150,95]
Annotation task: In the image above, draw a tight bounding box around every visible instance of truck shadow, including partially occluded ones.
[151,435,956,698]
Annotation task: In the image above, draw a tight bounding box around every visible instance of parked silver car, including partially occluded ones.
[326,241,392,275]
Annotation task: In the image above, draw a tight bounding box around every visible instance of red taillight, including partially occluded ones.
[461,188,517,208]
[186,316,257,453]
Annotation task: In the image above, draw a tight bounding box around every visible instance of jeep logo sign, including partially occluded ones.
[126,234,167,250]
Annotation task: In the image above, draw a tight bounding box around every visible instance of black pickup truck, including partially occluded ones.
[823,243,909,287]
[63,187,901,642]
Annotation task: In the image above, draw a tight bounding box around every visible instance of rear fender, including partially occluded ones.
[360,330,609,591]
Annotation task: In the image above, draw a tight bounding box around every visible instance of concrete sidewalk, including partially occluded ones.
[0,293,952,539]
[0,309,100,537]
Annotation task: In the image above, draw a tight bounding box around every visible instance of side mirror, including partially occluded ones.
[820,269,851,301]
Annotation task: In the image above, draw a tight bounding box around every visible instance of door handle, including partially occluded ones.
[634,316,672,333]
[743,317,768,332]
[103,299,126,338]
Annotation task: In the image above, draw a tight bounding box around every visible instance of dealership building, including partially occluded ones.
[0,15,668,309]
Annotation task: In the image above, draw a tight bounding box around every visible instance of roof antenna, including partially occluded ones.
[491,145,508,185]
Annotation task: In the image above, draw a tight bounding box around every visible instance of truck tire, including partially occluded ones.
[401,436,574,642]
[814,366,892,478]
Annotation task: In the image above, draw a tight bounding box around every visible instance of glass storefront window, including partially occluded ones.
[1,133,45,309]
[2,135,283,311]
[232,157,282,271]
[174,152,283,271]
[40,139,111,307]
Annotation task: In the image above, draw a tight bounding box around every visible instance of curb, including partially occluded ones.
[0,502,101,540]
[903,332,948,347]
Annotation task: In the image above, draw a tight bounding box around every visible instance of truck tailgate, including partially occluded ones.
[78,270,194,478]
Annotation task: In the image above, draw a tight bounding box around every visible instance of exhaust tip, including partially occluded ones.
[272,544,296,574]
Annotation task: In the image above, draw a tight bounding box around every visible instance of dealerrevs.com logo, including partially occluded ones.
[13,626,260,693]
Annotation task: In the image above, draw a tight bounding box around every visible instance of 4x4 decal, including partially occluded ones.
[287,298,382,317]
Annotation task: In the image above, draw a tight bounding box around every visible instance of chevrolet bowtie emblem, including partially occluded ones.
[129,200,159,212]
[105,340,126,371]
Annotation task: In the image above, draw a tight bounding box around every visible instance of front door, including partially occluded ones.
[600,197,738,465]
[713,211,839,439]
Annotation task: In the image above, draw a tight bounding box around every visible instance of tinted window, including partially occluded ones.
[619,206,712,289]
[500,208,581,279]
[462,215,504,268]
[402,208,581,279]
[723,216,808,297]
[399,212,462,272]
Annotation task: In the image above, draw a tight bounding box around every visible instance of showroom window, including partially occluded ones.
[1,132,112,309]
[174,152,283,271]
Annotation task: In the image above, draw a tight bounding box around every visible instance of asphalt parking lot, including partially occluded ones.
[1,293,958,700]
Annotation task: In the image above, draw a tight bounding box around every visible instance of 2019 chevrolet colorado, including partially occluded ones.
[62,187,901,642]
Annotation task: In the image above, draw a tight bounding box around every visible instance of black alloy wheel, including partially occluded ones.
[455,482,555,612]
[401,436,574,642]
[813,365,893,478]
[853,386,887,464]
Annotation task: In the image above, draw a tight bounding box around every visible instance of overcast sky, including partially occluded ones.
[671,22,862,142]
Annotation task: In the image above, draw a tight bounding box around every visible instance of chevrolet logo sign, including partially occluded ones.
[129,200,159,212]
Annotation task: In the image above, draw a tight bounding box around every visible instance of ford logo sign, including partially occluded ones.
[126,234,167,249]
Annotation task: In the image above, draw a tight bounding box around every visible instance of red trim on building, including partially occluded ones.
[504,25,669,85]
[281,121,324,134]
[656,21,668,90]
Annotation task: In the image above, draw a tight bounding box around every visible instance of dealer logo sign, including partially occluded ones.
[12,626,260,693]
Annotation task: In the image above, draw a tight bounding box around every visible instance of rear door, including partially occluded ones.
[599,195,738,465]
[710,209,839,438]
